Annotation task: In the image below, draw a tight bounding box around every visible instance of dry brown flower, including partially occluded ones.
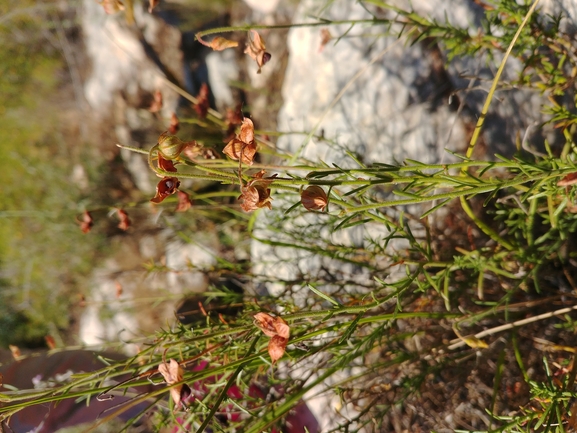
[223,118,257,165]
[175,190,193,212]
[239,182,271,212]
[301,185,328,211]
[319,28,333,52]
[181,141,204,160]
[195,83,210,119]
[253,312,290,338]
[158,359,192,409]
[158,154,177,173]
[117,209,131,230]
[253,312,279,338]
[268,335,288,364]
[168,112,179,134]
[149,90,163,113]
[253,312,291,363]
[151,177,180,203]
[208,36,239,51]
[79,211,93,234]
[239,170,276,212]
[244,29,271,74]
[224,140,257,165]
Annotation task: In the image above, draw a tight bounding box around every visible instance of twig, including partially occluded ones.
[449,304,577,350]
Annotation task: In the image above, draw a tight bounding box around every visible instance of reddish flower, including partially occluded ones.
[224,105,243,142]
[151,177,180,203]
[319,28,333,52]
[158,154,177,172]
[116,209,131,230]
[149,90,163,113]
[79,211,93,234]
[168,112,180,134]
[175,190,193,212]
[194,83,210,119]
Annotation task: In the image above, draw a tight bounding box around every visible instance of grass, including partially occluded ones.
[4,0,577,431]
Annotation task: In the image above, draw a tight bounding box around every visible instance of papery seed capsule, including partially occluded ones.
[301,185,328,211]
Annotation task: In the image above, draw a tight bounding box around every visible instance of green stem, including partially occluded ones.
[194,19,395,40]
[460,195,515,251]
[195,337,259,433]
[464,0,541,159]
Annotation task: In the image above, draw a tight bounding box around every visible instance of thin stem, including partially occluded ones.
[463,0,542,159]
[194,19,395,40]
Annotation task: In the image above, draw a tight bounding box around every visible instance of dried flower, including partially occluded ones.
[117,209,131,230]
[254,313,290,338]
[238,181,272,212]
[208,36,239,51]
[168,112,179,134]
[319,28,333,52]
[239,172,275,212]
[224,105,243,141]
[175,190,193,212]
[79,211,93,234]
[301,185,328,211]
[268,335,288,364]
[179,141,203,160]
[244,30,271,74]
[151,177,180,203]
[149,90,163,113]
[158,359,193,410]
[253,312,290,363]
[194,83,210,119]
[158,154,177,173]
[223,118,257,165]
[253,312,279,338]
